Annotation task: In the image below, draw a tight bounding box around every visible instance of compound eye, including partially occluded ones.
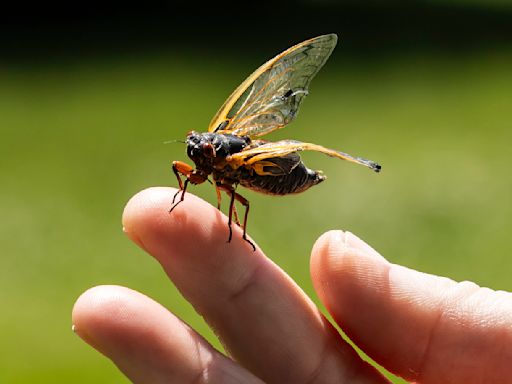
[187,145,197,158]
[202,142,216,157]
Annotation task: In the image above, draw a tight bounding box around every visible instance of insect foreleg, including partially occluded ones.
[169,179,190,213]
[169,161,206,213]
[171,159,192,188]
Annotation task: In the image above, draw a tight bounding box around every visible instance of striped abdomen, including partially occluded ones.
[239,159,325,195]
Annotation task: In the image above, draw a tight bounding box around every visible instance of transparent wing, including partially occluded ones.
[227,140,382,173]
[208,34,338,138]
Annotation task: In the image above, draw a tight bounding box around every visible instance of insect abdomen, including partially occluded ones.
[240,161,325,195]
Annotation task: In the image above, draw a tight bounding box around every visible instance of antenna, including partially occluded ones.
[163,139,186,145]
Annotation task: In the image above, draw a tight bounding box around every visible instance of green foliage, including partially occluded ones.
[1,48,511,383]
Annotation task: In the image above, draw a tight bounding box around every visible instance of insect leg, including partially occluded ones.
[232,192,255,251]
[172,161,188,189]
[232,205,241,227]
[215,183,240,225]
[169,161,195,213]
[227,188,236,243]
[169,179,189,213]
[217,185,241,225]
[215,183,222,210]
[171,161,192,198]
[217,185,255,251]
[215,185,235,241]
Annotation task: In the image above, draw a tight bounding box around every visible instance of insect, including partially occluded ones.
[170,34,381,251]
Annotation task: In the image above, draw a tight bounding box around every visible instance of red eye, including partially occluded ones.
[202,142,216,157]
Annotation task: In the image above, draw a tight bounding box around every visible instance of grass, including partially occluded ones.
[1,47,511,383]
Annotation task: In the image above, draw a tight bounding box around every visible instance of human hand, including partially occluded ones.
[72,187,512,383]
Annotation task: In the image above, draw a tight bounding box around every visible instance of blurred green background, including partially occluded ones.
[1,1,511,383]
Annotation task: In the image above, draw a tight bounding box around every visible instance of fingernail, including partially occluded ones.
[331,230,347,246]
[329,230,387,262]
[345,231,388,262]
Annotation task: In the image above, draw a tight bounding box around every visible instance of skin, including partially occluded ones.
[72,187,512,383]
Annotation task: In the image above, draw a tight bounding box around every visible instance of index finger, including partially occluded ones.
[122,187,387,383]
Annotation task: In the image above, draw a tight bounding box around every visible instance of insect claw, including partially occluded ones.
[243,235,256,252]
[227,224,233,243]
[169,201,180,213]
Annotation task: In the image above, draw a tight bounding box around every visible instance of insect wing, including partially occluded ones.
[227,140,382,173]
[244,147,302,176]
[208,34,338,138]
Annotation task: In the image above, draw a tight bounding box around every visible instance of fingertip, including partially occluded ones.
[343,231,388,262]
[121,187,260,266]
[310,230,344,286]
[311,229,400,352]
[122,187,223,256]
[311,230,345,257]
[72,285,246,383]
[72,285,133,349]
[311,231,414,375]
[72,285,199,360]
[122,187,169,225]
[311,229,386,263]
[121,187,176,250]
[311,230,389,296]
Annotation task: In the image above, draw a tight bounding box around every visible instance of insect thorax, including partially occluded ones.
[186,131,250,173]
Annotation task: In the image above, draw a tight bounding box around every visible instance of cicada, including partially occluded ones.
[170,34,381,250]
